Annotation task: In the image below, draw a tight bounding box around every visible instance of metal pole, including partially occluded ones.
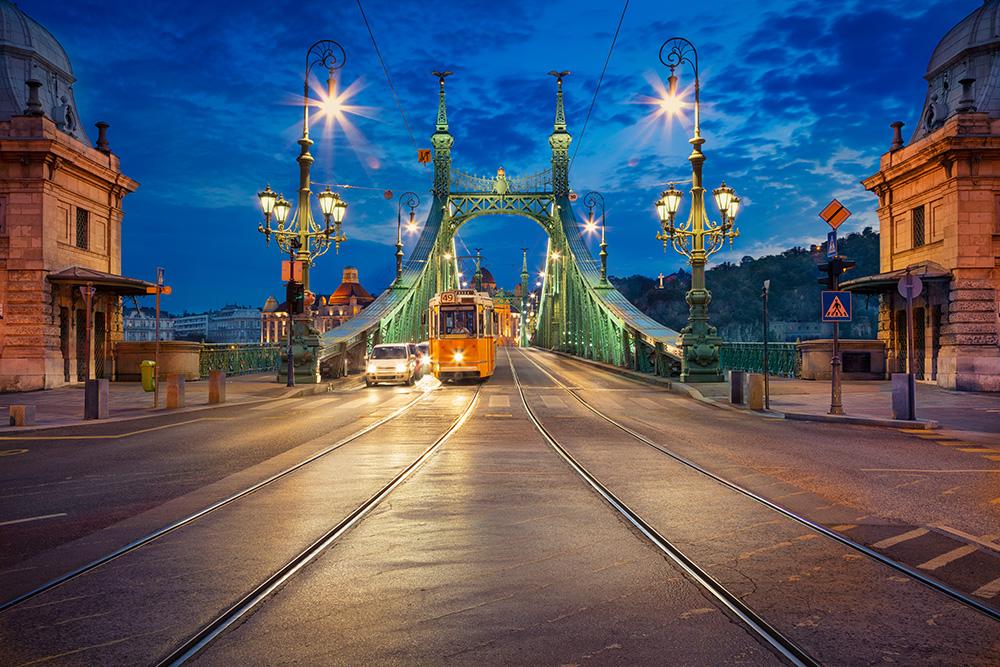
[83,285,93,382]
[153,285,160,409]
[762,280,770,410]
[904,271,916,420]
[829,264,844,415]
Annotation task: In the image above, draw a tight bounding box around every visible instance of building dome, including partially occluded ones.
[0,1,88,142]
[913,0,1000,141]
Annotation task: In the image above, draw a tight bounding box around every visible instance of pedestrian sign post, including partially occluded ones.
[821,291,852,322]
[826,230,838,259]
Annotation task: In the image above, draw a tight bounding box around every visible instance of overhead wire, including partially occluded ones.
[356,0,419,153]
[569,0,629,173]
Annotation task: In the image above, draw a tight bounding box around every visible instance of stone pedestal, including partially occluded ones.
[747,373,765,411]
[799,339,886,380]
[84,378,109,420]
[116,341,201,381]
[165,374,185,409]
[208,370,226,404]
[730,370,746,405]
[8,404,36,426]
[937,278,1000,391]
[892,373,917,420]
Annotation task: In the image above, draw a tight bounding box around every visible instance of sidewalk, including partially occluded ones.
[0,374,338,432]
[693,377,1000,443]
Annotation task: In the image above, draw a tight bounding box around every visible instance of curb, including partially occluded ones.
[0,379,349,435]
[537,348,938,430]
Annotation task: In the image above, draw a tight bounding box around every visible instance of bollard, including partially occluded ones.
[84,379,110,420]
[208,370,226,404]
[730,370,746,405]
[165,373,185,409]
[891,373,916,420]
[8,404,36,426]
[747,373,765,411]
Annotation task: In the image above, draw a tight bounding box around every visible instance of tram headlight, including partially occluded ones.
[453,351,464,363]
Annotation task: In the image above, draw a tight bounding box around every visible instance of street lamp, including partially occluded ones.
[256,40,350,291]
[583,191,608,284]
[654,37,741,383]
[395,191,420,282]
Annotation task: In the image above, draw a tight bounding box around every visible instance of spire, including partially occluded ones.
[431,70,455,197]
[547,71,572,197]
[520,248,529,278]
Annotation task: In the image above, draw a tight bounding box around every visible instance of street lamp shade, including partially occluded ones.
[273,196,291,225]
[726,194,741,221]
[258,186,277,216]
[668,72,679,97]
[657,184,683,223]
[713,182,735,217]
[406,209,418,232]
[333,196,348,224]
[317,186,337,217]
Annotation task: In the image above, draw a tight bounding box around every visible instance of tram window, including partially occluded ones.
[441,307,476,335]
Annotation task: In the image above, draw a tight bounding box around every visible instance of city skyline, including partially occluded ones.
[24,0,975,311]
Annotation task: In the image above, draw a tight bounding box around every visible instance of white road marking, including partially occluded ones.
[930,524,1000,554]
[249,398,307,412]
[973,576,1000,599]
[541,396,566,409]
[0,512,67,527]
[488,395,510,409]
[917,545,978,571]
[872,528,928,549]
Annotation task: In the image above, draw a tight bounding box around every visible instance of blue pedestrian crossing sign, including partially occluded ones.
[821,291,852,322]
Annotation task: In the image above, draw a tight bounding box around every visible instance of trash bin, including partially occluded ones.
[140,360,156,392]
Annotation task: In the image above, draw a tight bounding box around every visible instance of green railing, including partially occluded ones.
[199,343,281,378]
[720,342,800,378]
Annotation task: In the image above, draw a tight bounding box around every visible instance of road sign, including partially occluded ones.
[417,149,432,163]
[282,260,304,283]
[819,199,852,230]
[145,285,172,295]
[826,230,838,259]
[821,290,852,322]
[897,274,923,299]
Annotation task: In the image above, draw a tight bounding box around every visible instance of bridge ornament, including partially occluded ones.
[288,70,684,382]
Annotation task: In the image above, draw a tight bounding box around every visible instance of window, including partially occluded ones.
[912,205,925,248]
[440,306,476,335]
[75,208,89,250]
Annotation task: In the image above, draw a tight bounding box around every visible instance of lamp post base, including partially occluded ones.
[678,332,724,383]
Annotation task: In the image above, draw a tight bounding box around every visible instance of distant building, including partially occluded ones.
[0,2,142,390]
[851,1,1000,391]
[123,307,175,342]
[262,267,375,343]
[174,305,261,344]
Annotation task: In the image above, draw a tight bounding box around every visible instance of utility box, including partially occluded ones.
[140,360,156,392]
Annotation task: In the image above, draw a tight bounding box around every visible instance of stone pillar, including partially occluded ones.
[747,373,765,410]
[84,378,110,419]
[208,370,226,404]
[937,278,1000,391]
[165,373,185,408]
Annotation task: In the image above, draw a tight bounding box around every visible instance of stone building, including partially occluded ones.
[123,307,175,342]
[0,2,142,391]
[848,0,1000,391]
[261,267,375,343]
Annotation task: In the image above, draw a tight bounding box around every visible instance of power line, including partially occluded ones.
[570,0,629,172]
[356,0,419,152]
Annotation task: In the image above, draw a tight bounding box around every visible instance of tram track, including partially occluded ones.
[0,388,434,614]
[513,346,1000,625]
[156,383,482,665]
[505,347,817,666]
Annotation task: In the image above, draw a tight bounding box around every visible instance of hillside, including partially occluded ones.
[610,227,881,341]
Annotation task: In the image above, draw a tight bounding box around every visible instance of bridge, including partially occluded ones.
[292,72,682,383]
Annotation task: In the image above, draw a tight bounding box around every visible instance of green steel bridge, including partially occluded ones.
[291,73,683,382]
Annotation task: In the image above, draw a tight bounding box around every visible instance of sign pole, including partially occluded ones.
[762,279,770,410]
[154,267,163,409]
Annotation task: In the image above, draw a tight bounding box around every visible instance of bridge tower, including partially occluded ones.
[520,248,530,347]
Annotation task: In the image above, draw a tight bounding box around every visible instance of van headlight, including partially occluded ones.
[395,363,406,372]
[453,351,464,363]
[366,362,376,373]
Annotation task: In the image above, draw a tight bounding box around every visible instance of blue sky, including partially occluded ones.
[25,0,974,312]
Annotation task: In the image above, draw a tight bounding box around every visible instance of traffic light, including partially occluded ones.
[286,281,305,315]
[817,256,856,290]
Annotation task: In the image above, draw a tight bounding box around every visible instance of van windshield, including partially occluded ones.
[371,346,407,359]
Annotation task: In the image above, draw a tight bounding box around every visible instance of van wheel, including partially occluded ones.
[406,375,415,386]
[366,379,374,387]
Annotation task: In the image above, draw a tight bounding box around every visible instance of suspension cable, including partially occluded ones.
[569,0,629,173]
[356,0,419,152]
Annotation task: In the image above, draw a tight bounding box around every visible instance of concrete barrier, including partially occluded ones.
[747,373,765,411]
[8,404,36,426]
[166,374,186,409]
[208,370,226,404]
[730,370,746,405]
[84,379,110,420]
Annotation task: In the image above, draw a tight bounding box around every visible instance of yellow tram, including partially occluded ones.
[428,289,496,381]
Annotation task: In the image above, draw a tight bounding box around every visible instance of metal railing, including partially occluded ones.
[720,342,800,378]
[199,343,281,378]
[451,168,552,193]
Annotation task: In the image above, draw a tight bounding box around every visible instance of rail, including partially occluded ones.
[720,341,800,378]
[199,343,281,378]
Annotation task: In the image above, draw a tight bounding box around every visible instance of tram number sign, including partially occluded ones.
[821,290,852,322]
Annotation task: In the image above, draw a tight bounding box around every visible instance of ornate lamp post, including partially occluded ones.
[583,191,607,284]
[654,37,741,383]
[395,191,420,282]
[256,40,350,290]
[256,40,350,385]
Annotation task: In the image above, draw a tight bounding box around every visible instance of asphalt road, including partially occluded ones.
[0,350,997,665]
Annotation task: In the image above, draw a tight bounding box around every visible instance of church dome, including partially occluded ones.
[913,0,1000,141]
[0,1,88,142]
